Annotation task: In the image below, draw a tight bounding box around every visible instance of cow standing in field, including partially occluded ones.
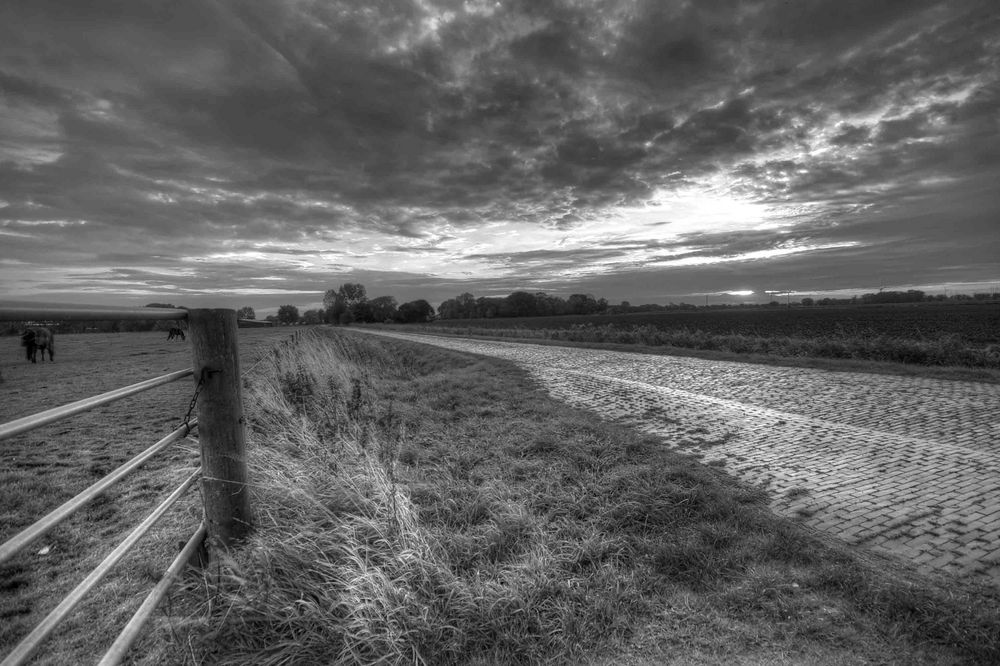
[21,327,55,363]
[167,327,186,341]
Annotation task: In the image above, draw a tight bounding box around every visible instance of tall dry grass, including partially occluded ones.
[147,328,1000,665]
[186,331,461,664]
[164,330,623,664]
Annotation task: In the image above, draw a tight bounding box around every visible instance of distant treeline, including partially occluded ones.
[1,319,180,336]
[854,289,996,304]
[0,303,186,336]
[434,288,998,320]
[3,289,995,336]
[438,292,609,319]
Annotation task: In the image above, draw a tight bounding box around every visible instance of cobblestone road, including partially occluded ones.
[362,330,1000,585]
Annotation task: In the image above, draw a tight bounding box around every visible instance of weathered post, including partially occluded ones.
[187,308,252,550]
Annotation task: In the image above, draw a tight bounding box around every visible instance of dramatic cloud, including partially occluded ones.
[1,0,997,311]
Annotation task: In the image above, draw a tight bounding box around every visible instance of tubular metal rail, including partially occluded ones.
[0,306,221,666]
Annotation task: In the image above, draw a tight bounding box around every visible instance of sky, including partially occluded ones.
[1,0,998,314]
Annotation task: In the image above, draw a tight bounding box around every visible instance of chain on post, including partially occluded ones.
[180,367,214,436]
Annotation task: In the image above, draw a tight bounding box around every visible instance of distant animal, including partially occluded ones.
[21,327,54,363]
[167,327,186,341]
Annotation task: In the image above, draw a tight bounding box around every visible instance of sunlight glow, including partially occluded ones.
[624,187,774,235]
[648,242,860,268]
[256,186,822,282]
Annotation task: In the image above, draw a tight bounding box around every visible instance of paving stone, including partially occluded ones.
[362,330,1000,588]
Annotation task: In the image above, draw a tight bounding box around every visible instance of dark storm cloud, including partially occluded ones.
[0,71,69,107]
[1,0,998,306]
[758,0,941,44]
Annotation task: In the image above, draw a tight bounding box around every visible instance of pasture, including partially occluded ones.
[3,327,1000,664]
[0,327,288,664]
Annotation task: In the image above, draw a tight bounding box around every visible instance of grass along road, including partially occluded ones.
[159,328,998,664]
[358,329,1000,587]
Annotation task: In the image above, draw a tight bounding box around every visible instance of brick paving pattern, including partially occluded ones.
[363,330,1000,585]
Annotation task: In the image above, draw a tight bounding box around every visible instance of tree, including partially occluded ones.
[341,283,367,304]
[277,305,300,325]
[301,309,322,325]
[396,299,434,323]
[475,296,503,318]
[353,300,375,323]
[533,292,569,316]
[567,293,599,315]
[324,293,347,323]
[437,298,460,320]
[860,289,926,304]
[322,288,343,321]
[324,283,368,324]
[502,291,538,317]
[237,306,256,320]
[436,292,477,319]
[456,292,476,318]
[368,295,398,322]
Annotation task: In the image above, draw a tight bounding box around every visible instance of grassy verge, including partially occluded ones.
[377,325,1000,384]
[143,328,1000,665]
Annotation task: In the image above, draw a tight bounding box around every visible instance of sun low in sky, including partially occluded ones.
[1,0,998,311]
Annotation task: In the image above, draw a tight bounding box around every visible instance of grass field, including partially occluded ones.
[431,302,1000,343]
[3,327,1000,664]
[409,302,1000,374]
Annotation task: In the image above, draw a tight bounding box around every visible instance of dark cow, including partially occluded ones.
[167,327,186,341]
[21,327,55,363]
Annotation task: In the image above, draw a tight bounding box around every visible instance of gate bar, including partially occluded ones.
[1,469,201,666]
[0,369,193,441]
[99,521,208,666]
[0,420,196,566]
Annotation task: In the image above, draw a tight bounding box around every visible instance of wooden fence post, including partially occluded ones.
[187,309,252,550]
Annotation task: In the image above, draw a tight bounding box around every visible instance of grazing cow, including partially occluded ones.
[167,327,186,341]
[21,327,55,363]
